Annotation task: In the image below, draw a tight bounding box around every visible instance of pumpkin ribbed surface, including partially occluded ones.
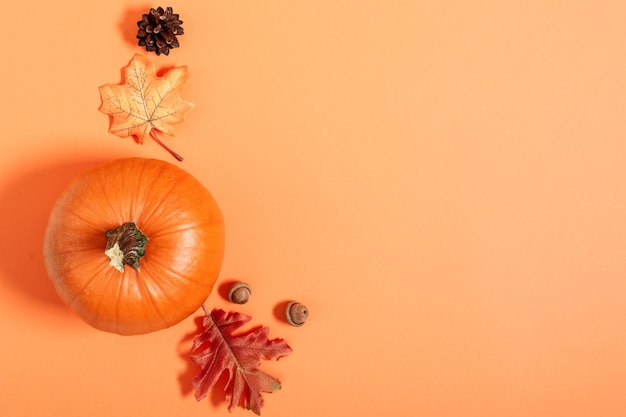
[43,158,225,335]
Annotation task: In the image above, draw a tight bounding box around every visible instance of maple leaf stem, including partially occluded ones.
[150,129,184,162]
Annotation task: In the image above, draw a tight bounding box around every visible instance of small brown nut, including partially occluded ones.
[228,282,251,304]
[285,302,308,327]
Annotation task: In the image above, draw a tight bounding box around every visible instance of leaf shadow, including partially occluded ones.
[156,65,180,76]
[177,316,203,396]
[177,315,230,407]
[0,158,109,309]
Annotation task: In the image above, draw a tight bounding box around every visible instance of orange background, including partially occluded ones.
[1,1,626,416]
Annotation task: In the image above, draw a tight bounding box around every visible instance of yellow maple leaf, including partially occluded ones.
[98,54,194,161]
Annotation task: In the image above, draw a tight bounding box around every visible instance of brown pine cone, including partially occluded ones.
[137,7,184,56]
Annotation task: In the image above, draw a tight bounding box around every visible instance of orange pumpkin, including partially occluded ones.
[43,158,225,335]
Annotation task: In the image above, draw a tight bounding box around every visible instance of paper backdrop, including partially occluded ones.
[1,1,625,416]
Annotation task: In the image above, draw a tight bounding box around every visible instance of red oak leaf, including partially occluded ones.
[191,309,292,415]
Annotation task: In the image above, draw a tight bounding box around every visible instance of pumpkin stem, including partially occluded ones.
[104,222,149,272]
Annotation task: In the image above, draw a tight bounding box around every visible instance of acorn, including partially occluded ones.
[228,282,251,304]
[285,302,308,327]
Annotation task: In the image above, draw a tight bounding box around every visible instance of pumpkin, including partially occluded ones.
[43,158,225,335]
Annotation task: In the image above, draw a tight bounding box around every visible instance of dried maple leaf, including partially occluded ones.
[98,53,194,161]
[191,308,292,415]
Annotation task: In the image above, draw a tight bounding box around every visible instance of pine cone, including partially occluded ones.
[137,7,184,56]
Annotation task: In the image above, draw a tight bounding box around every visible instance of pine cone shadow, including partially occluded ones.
[118,4,153,48]
[0,158,107,309]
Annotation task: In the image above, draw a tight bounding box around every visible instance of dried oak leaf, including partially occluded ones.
[191,309,292,415]
[98,53,194,161]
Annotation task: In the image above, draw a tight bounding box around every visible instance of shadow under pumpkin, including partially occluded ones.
[0,158,109,310]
